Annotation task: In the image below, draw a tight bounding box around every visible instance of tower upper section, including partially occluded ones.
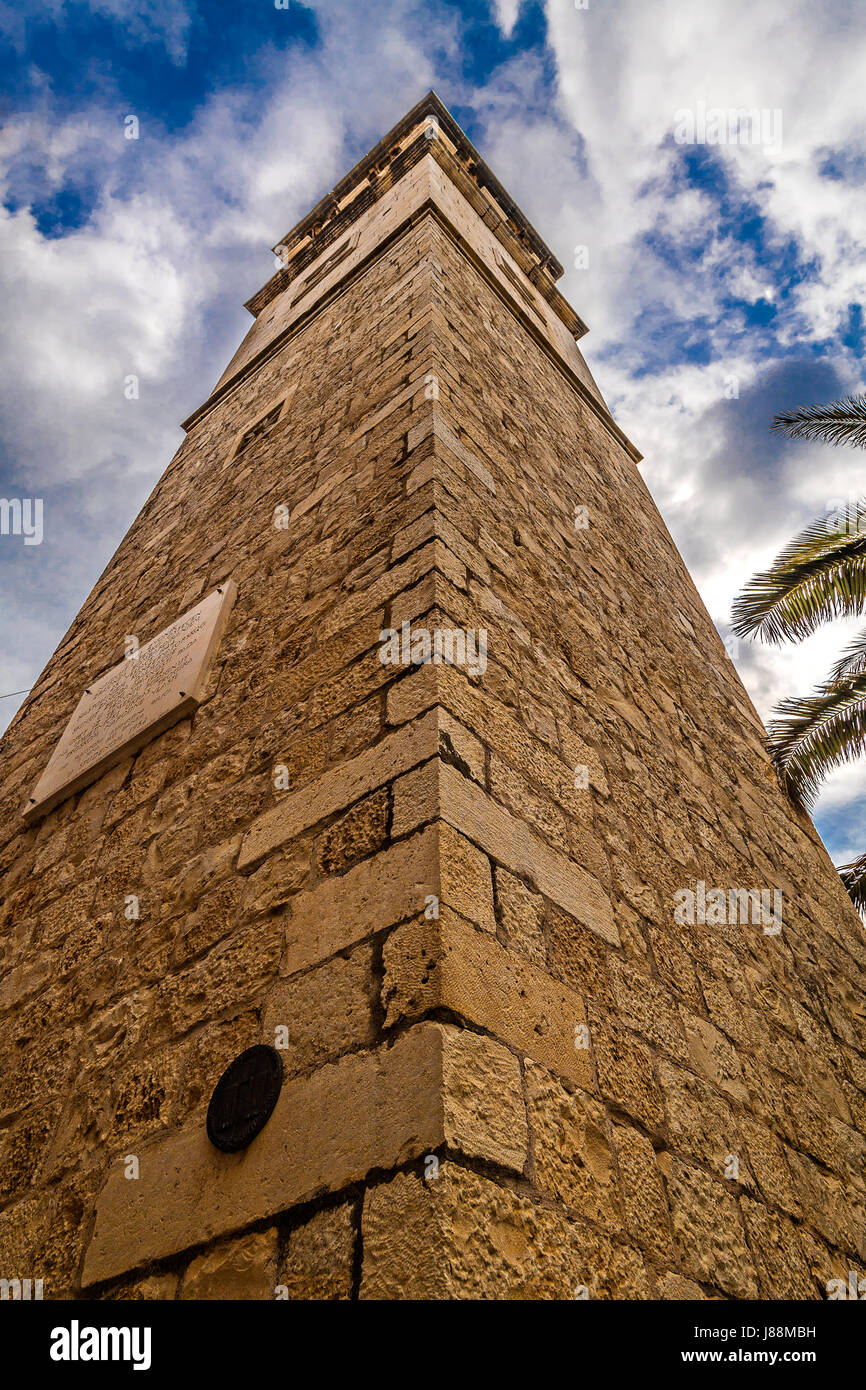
[186,92,637,462]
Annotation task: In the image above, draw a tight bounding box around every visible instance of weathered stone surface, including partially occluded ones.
[525,1062,619,1228]
[441,1025,528,1172]
[655,1272,709,1300]
[83,1025,447,1285]
[0,1194,45,1284]
[316,788,389,874]
[282,826,437,976]
[181,1228,278,1300]
[739,1115,801,1218]
[238,710,438,867]
[23,1169,102,1298]
[785,1146,866,1260]
[151,917,284,1039]
[682,1012,749,1104]
[385,741,616,938]
[382,909,593,1088]
[546,902,614,1006]
[406,411,496,494]
[111,1052,182,1141]
[172,1012,260,1122]
[438,820,496,933]
[610,959,690,1063]
[0,1105,57,1203]
[798,1226,866,1298]
[614,1126,675,1264]
[391,760,439,836]
[657,1057,739,1172]
[279,1202,356,1300]
[740,1197,816,1299]
[360,1164,651,1300]
[262,946,374,1075]
[663,1157,759,1299]
[82,1020,532,1285]
[495,867,546,966]
[436,761,619,947]
[108,1273,179,1300]
[588,1005,666,1131]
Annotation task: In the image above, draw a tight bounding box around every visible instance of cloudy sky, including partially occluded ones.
[1,0,864,866]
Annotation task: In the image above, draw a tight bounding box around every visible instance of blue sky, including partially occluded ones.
[1,0,864,868]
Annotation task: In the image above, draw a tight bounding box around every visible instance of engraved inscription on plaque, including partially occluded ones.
[23,580,237,821]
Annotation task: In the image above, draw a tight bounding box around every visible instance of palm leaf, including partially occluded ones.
[731,510,866,642]
[829,626,866,682]
[771,393,866,448]
[765,672,866,809]
[839,850,866,916]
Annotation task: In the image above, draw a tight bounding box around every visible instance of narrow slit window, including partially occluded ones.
[235,402,284,458]
[294,232,357,298]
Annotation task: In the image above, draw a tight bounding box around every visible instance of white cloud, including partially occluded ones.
[0,0,195,63]
[492,0,522,38]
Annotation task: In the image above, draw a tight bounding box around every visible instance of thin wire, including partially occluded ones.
[0,688,30,700]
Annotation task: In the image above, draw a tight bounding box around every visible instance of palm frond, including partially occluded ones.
[766,671,866,809]
[771,393,866,448]
[731,511,866,642]
[839,851,866,917]
[829,626,866,683]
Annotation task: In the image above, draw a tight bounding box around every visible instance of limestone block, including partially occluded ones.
[663,1157,759,1299]
[609,958,689,1062]
[495,866,547,967]
[740,1197,816,1299]
[360,1164,651,1300]
[262,947,374,1074]
[82,1021,529,1286]
[382,909,593,1088]
[282,826,438,976]
[613,1124,674,1263]
[586,1005,665,1130]
[525,1061,619,1229]
[182,1228,278,1300]
[109,1273,179,1300]
[441,1025,528,1172]
[315,788,389,874]
[392,756,617,947]
[279,1203,356,1300]
[83,1025,447,1285]
[655,1272,709,1300]
[657,1057,740,1172]
[238,708,439,867]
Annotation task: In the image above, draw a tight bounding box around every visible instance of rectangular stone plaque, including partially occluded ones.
[23,580,237,821]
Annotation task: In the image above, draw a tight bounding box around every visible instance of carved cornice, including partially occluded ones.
[244,92,586,341]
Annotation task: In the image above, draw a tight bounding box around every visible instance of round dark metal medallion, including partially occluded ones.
[206,1044,283,1153]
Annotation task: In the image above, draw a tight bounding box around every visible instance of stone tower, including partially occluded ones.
[1,93,865,1302]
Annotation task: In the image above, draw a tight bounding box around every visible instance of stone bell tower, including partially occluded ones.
[1,93,865,1301]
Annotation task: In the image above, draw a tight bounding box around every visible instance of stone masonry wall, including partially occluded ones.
[0,214,448,1295]
[0,177,865,1299]
[353,219,866,1298]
